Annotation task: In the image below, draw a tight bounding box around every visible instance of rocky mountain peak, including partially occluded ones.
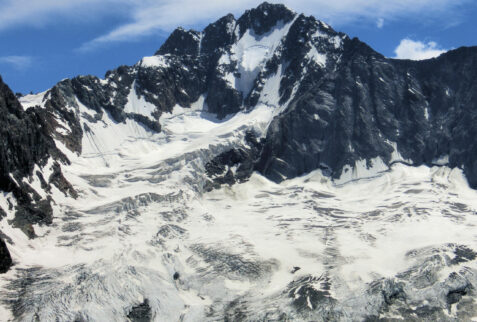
[0,75,24,117]
[155,2,297,59]
[155,27,201,56]
[200,13,237,56]
[237,2,296,37]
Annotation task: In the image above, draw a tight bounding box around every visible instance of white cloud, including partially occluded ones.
[376,18,384,28]
[0,0,470,50]
[0,55,33,70]
[80,0,471,50]
[394,39,447,60]
[0,0,130,31]
[78,0,258,51]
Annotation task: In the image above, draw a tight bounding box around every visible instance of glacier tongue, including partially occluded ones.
[1,94,477,320]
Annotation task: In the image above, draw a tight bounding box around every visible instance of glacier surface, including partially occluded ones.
[0,97,476,321]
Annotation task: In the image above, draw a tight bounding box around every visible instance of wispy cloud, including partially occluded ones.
[0,0,129,31]
[0,55,33,70]
[0,0,471,51]
[80,0,471,50]
[394,39,447,60]
[78,0,258,52]
[376,18,384,29]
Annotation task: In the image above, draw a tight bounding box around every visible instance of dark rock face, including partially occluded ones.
[127,299,152,322]
[0,237,12,273]
[0,75,57,193]
[204,132,263,191]
[40,53,207,135]
[135,55,206,114]
[256,44,477,187]
[155,28,201,56]
[0,75,75,236]
[200,14,237,56]
[237,2,295,37]
[287,275,335,313]
[205,76,243,119]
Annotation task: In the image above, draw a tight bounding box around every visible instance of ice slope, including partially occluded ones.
[0,96,277,320]
[220,18,296,96]
[0,92,476,320]
[18,91,48,110]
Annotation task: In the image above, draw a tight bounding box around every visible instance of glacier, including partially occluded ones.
[1,95,477,320]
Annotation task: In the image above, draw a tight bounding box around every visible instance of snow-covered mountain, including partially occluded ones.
[1,2,477,320]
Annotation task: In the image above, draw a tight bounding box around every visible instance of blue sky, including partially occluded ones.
[0,0,476,94]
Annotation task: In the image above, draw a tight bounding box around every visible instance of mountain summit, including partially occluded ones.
[0,2,477,321]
